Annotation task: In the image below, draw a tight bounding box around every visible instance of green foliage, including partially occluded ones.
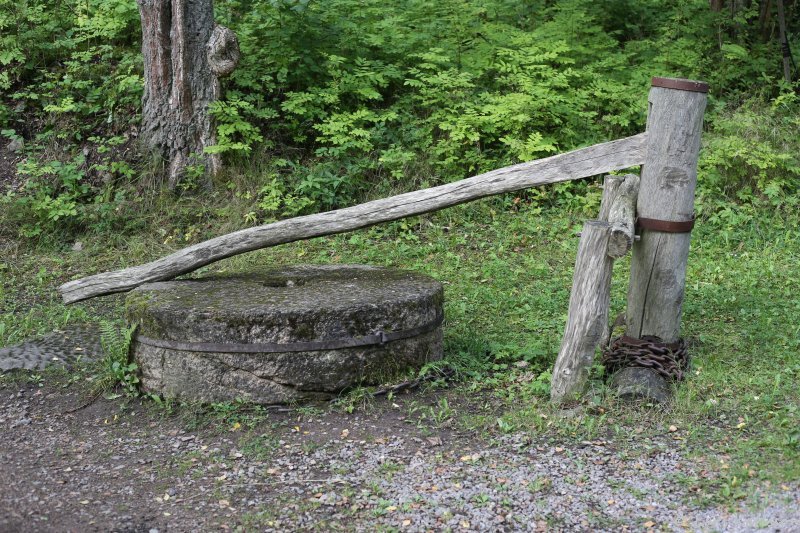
[9,156,89,237]
[1,0,799,242]
[206,98,273,156]
[99,320,139,396]
[700,92,800,208]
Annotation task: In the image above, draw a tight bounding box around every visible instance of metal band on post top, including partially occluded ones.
[651,77,709,93]
[134,313,443,354]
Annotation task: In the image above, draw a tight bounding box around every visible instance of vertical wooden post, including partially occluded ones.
[626,78,707,341]
[618,77,707,400]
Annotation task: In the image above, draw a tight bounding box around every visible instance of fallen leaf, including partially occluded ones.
[644,520,655,528]
[668,425,678,432]
[218,499,230,508]
[402,519,411,526]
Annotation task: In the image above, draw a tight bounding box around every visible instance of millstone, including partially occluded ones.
[125,265,444,404]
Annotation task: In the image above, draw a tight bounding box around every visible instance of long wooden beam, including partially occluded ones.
[59,132,647,303]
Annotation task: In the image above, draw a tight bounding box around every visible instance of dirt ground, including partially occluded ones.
[2,372,798,533]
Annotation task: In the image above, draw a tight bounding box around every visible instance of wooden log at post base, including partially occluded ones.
[550,220,613,404]
[58,133,647,304]
[615,77,708,403]
[610,367,671,404]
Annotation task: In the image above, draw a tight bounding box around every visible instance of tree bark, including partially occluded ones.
[138,0,240,190]
[776,0,792,82]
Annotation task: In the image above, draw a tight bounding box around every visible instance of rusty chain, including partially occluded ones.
[602,335,690,382]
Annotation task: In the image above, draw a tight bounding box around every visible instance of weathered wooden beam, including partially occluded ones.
[550,220,613,404]
[617,77,707,402]
[606,174,639,258]
[59,133,647,303]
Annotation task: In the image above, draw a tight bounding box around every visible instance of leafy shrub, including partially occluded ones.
[700,92,800,208]
[2,0,798,242]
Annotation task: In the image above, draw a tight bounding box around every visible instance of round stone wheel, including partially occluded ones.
[125,265,443,404]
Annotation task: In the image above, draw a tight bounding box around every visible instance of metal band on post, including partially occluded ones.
[635,215,695,233]
[651,77,709,93]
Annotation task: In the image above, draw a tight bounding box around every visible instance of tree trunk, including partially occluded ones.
[138,0,239,190]
[776,0,792,82]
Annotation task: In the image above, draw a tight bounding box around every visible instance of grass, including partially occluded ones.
[1,188,799,505]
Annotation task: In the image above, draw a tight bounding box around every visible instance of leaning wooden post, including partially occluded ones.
[614,77,708,401]
[550,220,613,404]
[550,174,639,404]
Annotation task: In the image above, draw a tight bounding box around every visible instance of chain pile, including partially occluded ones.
[602,335,690,382]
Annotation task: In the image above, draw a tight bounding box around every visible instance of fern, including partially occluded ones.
[99,320,140,396]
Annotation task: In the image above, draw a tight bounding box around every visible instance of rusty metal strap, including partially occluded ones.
[636,216,695,233]
[134,314,443,354]
[651,77,709,93]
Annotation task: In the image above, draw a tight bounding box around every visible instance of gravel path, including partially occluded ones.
[1,377,797,532]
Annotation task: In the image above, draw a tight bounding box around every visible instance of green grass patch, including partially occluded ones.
[1,194,798,503]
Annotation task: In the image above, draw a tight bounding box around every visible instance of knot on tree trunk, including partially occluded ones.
[207,25,240,77]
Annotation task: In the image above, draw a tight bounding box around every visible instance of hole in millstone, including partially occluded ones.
[260,278,305,288]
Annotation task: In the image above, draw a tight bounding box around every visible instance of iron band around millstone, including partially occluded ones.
[134,313,443,354]
[636,215,695,233]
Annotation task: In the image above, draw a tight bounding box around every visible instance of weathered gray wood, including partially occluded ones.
[550,220,613,404]
[597,175,623,222]
[59,133,648,304]
[616,78,706,403]
[610,367,671,403]
[626,80,706,342]
[606,174,639,258]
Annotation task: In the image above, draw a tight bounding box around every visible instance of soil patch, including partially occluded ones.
[1,376,798,532]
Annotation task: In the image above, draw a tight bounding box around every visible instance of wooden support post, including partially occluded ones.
[616,77,708,402]
[550,220,613,404]
[606,174,639,258]
[550,173,639,404]
[598,174,640,258]
[598,175,623,222]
